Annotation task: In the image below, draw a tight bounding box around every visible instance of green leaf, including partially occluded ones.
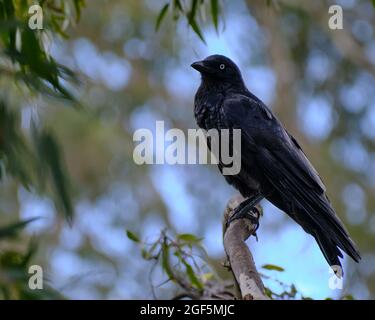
[177,233,202,243]
[264,287,274,299]
[0,218,40,239]
[51,15,69,38]
[172,0,183,20]
[173,0,183,11]
[35,130,74,223]
[188,18,206,44]
[0,101,34,187]
[182,259,204,290]
[186,0,206,43]
[73,0,85,22]
[189,0,199,19]
[126,230,140,243]
[210,0,219,32]
[156,3,170,31]
[141,248,149,259]
[161,242,174,280]
[289,284,297,298]
[262,264,285,272]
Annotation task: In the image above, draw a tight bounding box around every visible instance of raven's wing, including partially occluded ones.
[221,94,361,267]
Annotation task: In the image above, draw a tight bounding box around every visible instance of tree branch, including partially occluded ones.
[222,194,269,300]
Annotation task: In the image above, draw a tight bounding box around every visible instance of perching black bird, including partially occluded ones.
[191,54,361,271]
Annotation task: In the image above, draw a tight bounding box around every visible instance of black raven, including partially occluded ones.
[191,54,361,270]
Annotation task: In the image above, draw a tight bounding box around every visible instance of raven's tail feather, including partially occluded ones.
[258,147,361,269]
[295,189,362,267]
[292,191,361,270]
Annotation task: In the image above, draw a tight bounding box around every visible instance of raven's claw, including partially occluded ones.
[226,205,260,232]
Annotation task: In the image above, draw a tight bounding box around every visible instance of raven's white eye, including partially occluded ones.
[219,64,225,70]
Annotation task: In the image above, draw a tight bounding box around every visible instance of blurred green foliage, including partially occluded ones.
[127,228,355,300]
[0,218,64,299]
[0,0,82,99]
[156,0,221,43]
[0,0,84,299]
[0,0,85,219]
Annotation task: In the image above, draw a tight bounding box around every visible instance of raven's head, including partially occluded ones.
[191,55,244,88]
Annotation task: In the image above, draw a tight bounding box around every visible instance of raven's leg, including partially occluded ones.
[226,193,264,230]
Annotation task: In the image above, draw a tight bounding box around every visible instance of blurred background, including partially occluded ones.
[0,0,374,299]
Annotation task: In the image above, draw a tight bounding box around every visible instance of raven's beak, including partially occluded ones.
[191,60,207,73]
